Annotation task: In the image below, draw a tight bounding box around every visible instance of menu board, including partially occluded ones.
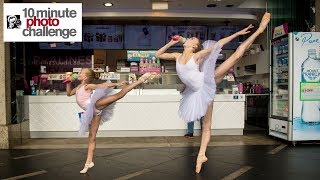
[39,42,82,49]
[208,26,246,50]
[166,26,207,48]
[124,25,166,49]
[82,25,123,49]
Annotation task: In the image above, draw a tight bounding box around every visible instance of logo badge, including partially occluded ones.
[7,15,21,29]
[3,3,82,42]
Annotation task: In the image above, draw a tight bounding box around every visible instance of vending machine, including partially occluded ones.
[269,32,320,143]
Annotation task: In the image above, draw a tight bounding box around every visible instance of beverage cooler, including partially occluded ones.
[269,32,320,143]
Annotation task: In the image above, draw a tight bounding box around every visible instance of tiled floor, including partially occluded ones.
[1,132,320,179]
[14,131,278,149]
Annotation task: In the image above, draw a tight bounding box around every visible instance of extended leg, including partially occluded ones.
[196,102,213,173]
[80,115,100,173]
[95,73,152,110]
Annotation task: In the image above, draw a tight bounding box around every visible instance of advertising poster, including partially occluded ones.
[292,32,320,140]
[166,26,207,48]
[127,50,157,62]
[208,26,246,50]
[82,25,123,49]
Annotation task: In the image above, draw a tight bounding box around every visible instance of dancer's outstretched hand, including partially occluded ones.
[116,81,128,87]
[236,24,254,36]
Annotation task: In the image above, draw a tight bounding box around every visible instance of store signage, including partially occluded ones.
[73,68,82,72]
[272,23,288,39]
[127,50,157,62]
[32,55,92,73]
[300,82,320,101]
[99,73,120,80]
[3,3,82,42]
[47,74,66,80]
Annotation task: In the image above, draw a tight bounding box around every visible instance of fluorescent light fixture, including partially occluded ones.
[152,2,168,10]
[104,2,113,7]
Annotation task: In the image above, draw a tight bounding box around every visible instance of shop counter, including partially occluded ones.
[25,90,245,138]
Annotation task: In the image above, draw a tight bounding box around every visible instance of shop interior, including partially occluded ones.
[12,0,271,134]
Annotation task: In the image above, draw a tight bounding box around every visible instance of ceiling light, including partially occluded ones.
[152,2,168,10]
[49,43,56,48]
[104,2,113,7]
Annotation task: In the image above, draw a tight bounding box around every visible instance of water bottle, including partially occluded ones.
[31,85,36,95]
[301,49,320,123]
[172,35,186,44]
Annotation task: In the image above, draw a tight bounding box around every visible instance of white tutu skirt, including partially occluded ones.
[79,87,116,135]
[179,40,222,122]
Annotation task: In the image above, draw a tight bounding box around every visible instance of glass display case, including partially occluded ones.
[106,72,236,94]
[34,64,236,95]
[216,77,238,94]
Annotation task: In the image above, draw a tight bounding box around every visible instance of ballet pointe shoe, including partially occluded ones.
[80,162,94,174]
[195,155,208,173]
[138,72,152,83]
[257,12,271,34]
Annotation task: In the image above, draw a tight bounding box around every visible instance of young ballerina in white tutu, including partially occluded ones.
[155,12,270,173]
[66,68,153,173]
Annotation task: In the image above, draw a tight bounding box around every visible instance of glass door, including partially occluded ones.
[271,35,289,120]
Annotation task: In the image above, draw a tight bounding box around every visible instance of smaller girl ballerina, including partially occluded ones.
[66,68,153,173]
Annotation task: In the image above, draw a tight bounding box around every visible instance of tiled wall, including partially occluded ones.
[0,126,9,149]
[0,0,8,148]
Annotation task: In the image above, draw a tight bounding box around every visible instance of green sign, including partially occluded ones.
[300,82,320,101]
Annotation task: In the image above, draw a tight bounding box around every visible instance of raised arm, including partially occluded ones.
[66,83,79,96]
[84,81,128,91]
[155,39,180,60]
[217,24,253,47]
[194,24,254,61]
